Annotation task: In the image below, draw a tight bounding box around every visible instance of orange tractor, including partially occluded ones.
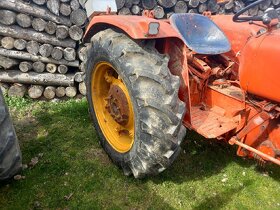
[81,0,280,178]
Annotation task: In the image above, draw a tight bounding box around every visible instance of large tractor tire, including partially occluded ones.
[84,29,186,178]
[0,90,22,180]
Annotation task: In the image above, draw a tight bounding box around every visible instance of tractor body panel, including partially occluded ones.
[84,15,179,42]
[212,15,263,57]
[239,29,280,103]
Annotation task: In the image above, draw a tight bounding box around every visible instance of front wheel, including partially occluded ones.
[84,29,186,178]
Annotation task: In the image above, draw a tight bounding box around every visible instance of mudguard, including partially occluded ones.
[84,15,179,42]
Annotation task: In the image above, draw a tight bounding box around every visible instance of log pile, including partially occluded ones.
[0,0,88,100]
[116,0,280,18]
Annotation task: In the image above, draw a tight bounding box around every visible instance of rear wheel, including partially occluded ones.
[84,29,186,178]
[0,90,22,180]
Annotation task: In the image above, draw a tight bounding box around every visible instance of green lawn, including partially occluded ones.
[0,97,279,210]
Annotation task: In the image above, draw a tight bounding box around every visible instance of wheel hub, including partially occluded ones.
[91,61,135,153]
[106,84,129,126]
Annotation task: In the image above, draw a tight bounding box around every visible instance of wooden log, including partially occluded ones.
[26,41,40,56]
[142,0,157,9]
[70,9,87,26]
[39,44,53,57]
[78,0,87,8]
[69,25,83,41]
[154,6,165,19]
[47,0,60,16]
[1,37,15,50]
[116,0,126,10]
[167,12,175,19]
[33,61,45,73]
[198,3,208,13]
[56,25,69,40]
[46,63,57,73]
[58,65,68,74]
[74,72,85,82]
[259,0,271,11]
[44,86,56,99]
[45,21,57,35]
[272,0,280,6]
[131,5,141,15]
[70,0,80,10]
[14,39,27,51]
[0,48,79,67]
[118,7,132,15]
[55,86,66,97]
[248,5,259,16]
[0,71,75,86]
[125,0,133,8]
[258,10,264,16]
[224,0,234,10]
[8,84,27,98]
[32,18,47,32]
[79,62,86,72]
[0,0,72,27]
[78,44,90,62]
[66,86,77,98]
[132,0,140,4]
[174,1,188,13]
[0,10,16,26]
[28,85,44,99]
[78,82,86,96]
[188,9,198,13]
[157,0,177,8]
[188,0,200,8]
[19,61,33,72]
[32,0,47,6]
[233,0,245,13]
[0,83,10,95]
[16,13,32,28]
[0,55,18,69]
[207,0,220,13]
[60,3,72,16]
[0,24,76,48]
[64,48,76,61]
[51,47,63,60]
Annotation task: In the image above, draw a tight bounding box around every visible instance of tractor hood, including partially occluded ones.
[239,28,280,103]
[170,14,231,55]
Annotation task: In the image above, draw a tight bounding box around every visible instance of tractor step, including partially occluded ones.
[191,106,238,139]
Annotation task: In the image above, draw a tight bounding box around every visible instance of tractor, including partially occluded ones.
[81,0,280,178]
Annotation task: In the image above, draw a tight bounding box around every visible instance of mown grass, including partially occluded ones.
[0,97,280,210]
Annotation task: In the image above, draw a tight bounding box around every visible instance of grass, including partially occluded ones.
[1,97,280,210]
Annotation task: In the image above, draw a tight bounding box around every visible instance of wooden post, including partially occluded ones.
[0,71,75,86]
[0,48,79,67]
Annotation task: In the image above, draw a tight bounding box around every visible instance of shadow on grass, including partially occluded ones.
[2,99,279,209]
[0,99,174,209]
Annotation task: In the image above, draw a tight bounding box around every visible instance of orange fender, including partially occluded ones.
[84,15,179,42]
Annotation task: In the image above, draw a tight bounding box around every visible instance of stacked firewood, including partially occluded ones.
[0,0,87,100]
[116,0,280,19]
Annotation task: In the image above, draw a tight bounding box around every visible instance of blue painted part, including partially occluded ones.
[170,14,231,55]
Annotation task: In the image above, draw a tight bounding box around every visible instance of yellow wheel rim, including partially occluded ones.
[91,62,134,153]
